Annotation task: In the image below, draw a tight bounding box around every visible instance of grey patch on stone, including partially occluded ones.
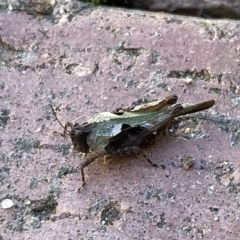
[167,69,211,81]
[164,191,176,200]
[121,77,136,88]
[65,63,79,74]
[88,197,122,226]
[48,186,61,199]
[170,116,200,139]
[0,108,10,128]
[100,201,121,225]
[142,211,167,228]
[0,81,4,90]
[66,0,95,17]
[59,212,71,220]
[0,0,8,10]
[29,195,58,223]
[29,177,39,189]
[179,225,204,238]
[2,194,56,231]
[107,44,143,72]
[143,187,162,201]
[114,45,143,57]
[209,207,219,212]
[202,113,240,147]
[11,137,41,159]
[231,97,240,107]
[214,161,234,184]
[214,162,240,195]
[9,0,53,15]
[54,143,71,156]
[156,212,166,228]
[140,70,167,90]
[88,197,109,217]
[151,50,161,64]
[208,87,222,95]
[58,166,77,178]
[0,167,10,183]
[164,16,183,24]
[0,35,25,67]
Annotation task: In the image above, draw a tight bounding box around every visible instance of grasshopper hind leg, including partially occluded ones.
[130,147,165,169]
[138,149,165,169]
[139,150,157,167]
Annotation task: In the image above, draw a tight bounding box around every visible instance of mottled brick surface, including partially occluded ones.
[0,3,240,239]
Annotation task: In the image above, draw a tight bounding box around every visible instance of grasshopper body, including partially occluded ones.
[51,95,215,190]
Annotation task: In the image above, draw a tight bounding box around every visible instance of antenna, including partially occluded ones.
[50,105,70,136]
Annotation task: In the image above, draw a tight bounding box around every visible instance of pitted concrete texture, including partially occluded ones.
[1,2,240,239]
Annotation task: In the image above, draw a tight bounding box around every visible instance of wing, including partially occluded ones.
[105,100,215,155]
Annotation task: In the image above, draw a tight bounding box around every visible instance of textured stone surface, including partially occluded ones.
[81,0,240,18]
[2,0,240,18]
[132,0,240,18]
[1,2,240,239]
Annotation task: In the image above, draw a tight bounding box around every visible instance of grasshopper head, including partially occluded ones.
[50,105,92,154]
[70,122,92,153]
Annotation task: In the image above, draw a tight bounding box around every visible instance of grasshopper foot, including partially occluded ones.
[77,182,86,193]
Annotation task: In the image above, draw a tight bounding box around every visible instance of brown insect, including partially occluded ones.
[51,94,215,190]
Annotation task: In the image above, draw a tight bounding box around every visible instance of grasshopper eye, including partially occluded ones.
[172,104,184,114]
[112,107,125,115]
